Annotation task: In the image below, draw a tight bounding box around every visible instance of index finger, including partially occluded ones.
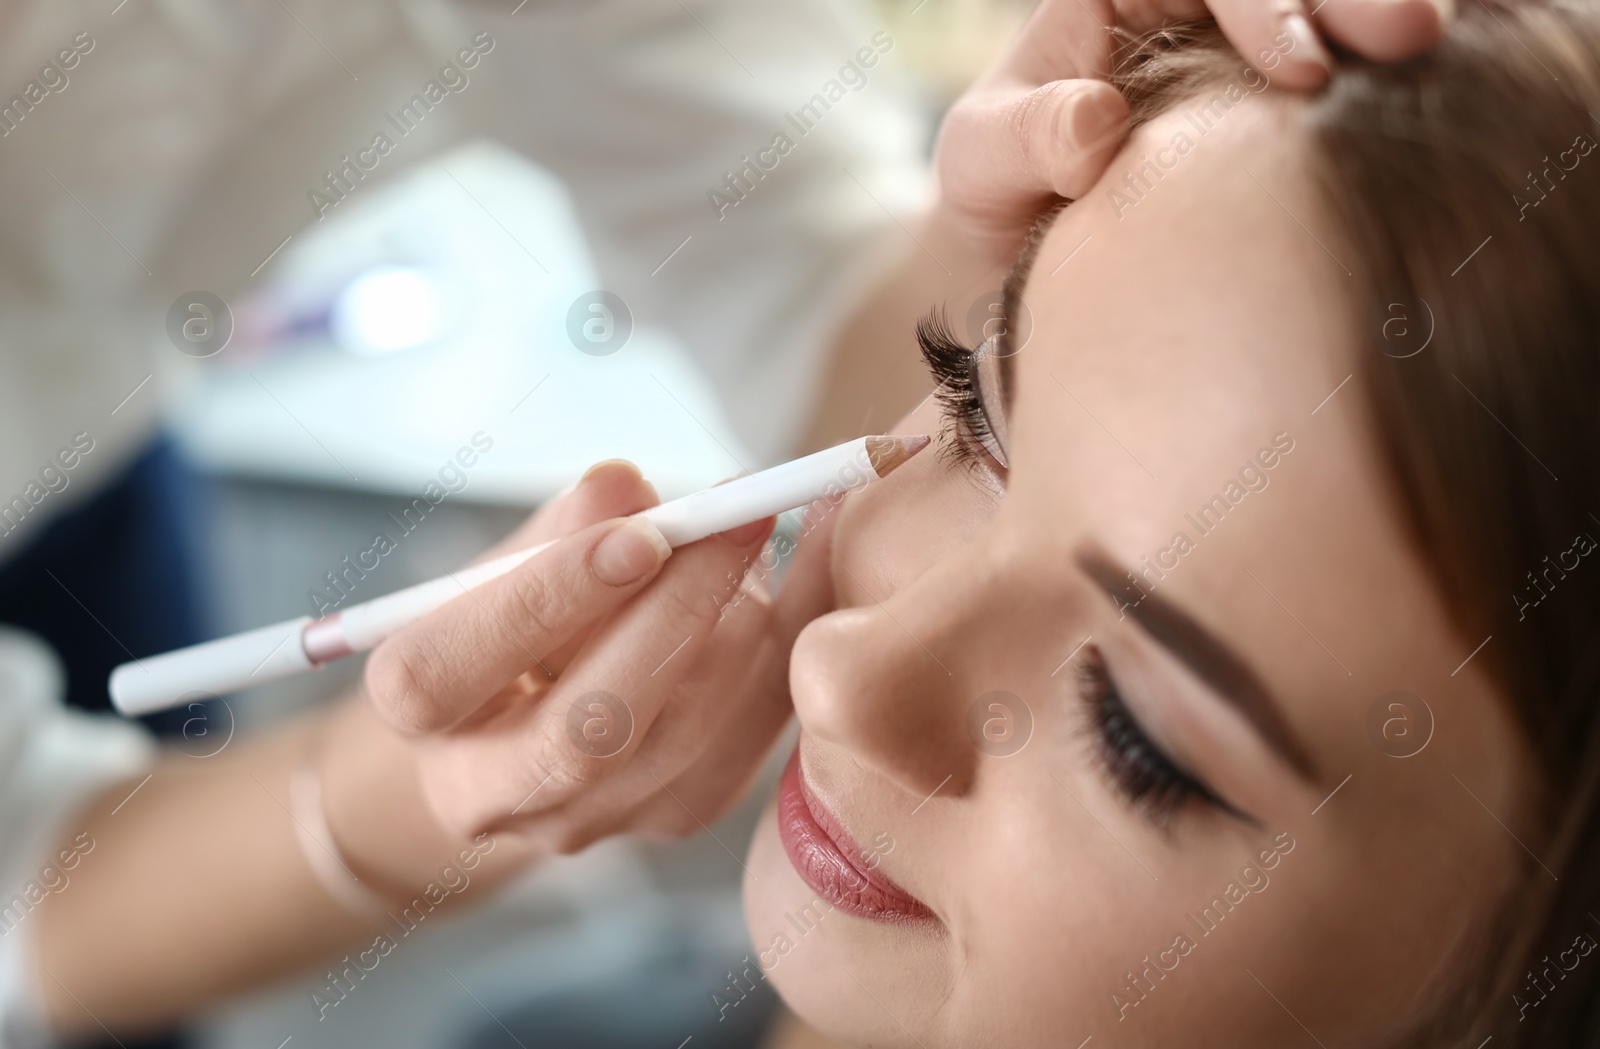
[1204,0,1332,88]
[1313,0,1445,62]
[365,515,672,734]
[1207,0,1442,88]
[476,459,658,564]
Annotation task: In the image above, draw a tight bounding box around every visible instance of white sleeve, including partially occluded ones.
[0,629,155,1048]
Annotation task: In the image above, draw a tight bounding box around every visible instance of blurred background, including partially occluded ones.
[0,1,1027,1046]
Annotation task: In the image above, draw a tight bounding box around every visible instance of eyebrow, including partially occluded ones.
[1076,544,1320,783]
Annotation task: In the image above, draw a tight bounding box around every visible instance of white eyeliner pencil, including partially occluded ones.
[109,434,929,716]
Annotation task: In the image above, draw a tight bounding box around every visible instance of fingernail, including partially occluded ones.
[592,518,671,586]
[580,459,642,486]
[1279,11,1333,72]
[719,517,774,547]
[1069,88,1127,153]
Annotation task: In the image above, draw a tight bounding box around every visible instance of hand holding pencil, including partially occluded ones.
[110,435,927,716]
[123,437,925,886]
[322,441,909,866]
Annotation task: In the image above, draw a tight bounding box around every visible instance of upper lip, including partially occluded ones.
[777,746,935,924]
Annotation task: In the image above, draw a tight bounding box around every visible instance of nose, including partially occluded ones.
[789,547,1022,802]
[791,607,975,801]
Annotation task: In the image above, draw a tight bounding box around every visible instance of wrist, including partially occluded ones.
[288,732,395,916]
[314,696,533,907]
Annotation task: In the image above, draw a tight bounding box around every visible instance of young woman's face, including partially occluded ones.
[744,94,1536,1047]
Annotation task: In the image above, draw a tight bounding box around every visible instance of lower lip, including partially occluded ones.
[776,748,935,924]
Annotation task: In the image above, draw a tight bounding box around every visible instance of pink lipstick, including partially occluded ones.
[777,747,934,924]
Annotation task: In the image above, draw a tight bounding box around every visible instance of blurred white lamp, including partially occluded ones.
[329,265,450,356]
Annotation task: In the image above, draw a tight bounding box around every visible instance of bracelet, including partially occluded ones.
[289,738,393,918]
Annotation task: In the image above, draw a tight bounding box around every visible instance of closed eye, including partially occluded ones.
[1077,643,1228,825]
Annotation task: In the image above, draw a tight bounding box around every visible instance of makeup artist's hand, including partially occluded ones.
[334,460,824,878]
[935,0,1448,265]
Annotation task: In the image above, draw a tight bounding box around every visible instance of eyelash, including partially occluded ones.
[1078,645,1224,824]
[915,310,1004,472]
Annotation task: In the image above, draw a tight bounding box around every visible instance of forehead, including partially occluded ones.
[1007,95,1354,524]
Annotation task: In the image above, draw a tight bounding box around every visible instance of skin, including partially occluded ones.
[745,93,1534,1047]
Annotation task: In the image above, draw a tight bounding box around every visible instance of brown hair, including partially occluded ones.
[1109,5,1600,1045]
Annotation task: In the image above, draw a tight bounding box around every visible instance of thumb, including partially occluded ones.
[936,78,1129,263]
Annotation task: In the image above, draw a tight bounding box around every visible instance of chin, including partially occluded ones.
[743,797,942,1048]
[743,801,829,1016]
[743,798,870,1044]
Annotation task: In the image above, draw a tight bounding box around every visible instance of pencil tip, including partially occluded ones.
[865,434,931,477]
